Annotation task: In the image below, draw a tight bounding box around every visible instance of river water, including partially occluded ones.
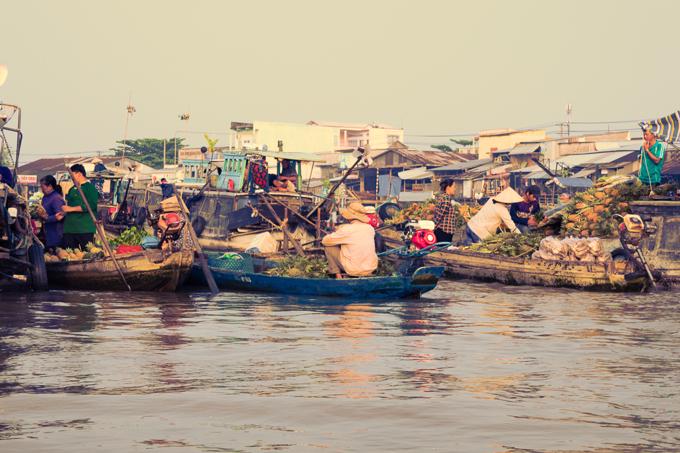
[0,281,678,452]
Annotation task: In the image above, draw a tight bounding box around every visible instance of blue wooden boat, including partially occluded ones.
[189,252,445,299]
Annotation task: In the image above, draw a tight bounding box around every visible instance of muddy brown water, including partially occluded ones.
[1,281,679,452]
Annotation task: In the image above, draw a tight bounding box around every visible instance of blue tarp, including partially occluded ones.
[378,174,401,197]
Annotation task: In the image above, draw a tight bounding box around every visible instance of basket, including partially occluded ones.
[208,252,254,273]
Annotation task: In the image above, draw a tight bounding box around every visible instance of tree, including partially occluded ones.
[450,138,473,146]
[110,137,186,169]
[431,144,453,152]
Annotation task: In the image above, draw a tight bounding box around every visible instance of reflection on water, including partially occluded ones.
[1,282,679,452]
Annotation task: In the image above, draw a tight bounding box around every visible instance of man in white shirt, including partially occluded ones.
[321,202,378,278]
[465,187,524,244]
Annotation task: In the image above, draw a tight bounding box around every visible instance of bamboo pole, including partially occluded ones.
[174,191,219,294]
[66,167,131,291]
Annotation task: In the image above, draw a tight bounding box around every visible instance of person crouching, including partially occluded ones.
[464,187,523,244]
[321,202,379,279]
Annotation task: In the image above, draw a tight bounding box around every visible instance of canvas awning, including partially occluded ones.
[397,167,433,180]
[398,191,434,202]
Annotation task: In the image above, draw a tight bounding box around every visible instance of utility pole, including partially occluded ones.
[122,93,136,159]
[566,103,572,138]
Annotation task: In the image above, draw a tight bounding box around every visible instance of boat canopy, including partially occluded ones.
[239,150,326,163]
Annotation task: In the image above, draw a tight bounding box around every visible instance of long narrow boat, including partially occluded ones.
[46,247,194,291]
[379,229,646,291]
[190,253,445,299]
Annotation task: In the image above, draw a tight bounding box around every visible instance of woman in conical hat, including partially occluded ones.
[464,187,523,244]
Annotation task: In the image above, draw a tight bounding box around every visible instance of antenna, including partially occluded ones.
[566,103,573,137]
[122,93,136,159]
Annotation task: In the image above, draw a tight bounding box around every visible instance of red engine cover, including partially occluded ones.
[367,213,380,229]
[411,229,436,249]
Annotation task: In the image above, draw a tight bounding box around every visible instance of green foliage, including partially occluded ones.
[467,232,542,257]
[431,144,453,152]
[265,255,329,278]
[203,134,219,153]
[450,138,473,146]
[110,137,186,169]
[110,226,147,247]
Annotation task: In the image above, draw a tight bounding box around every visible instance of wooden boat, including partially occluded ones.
[379,229,645,291]
[46,247,194,291]
[189,252,445,299]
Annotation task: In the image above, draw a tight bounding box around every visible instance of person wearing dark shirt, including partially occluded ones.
[433,179,459,243]
[57,164,99,250]
[160,178,175,199]
[0,165,14,187]
[510,185,541,234]
[39,175,65,251]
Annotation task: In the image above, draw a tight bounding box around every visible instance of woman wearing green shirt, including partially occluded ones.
[639,129,665,186]
[56,164,99,250]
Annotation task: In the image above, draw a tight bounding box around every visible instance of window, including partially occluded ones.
[385,153,394,166]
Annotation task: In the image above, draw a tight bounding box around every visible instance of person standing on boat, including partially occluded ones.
[639,128,665,189]
[160,178,175,199]
[433,179,460,243]
[38,175,65,252]
[510,185,541,234]
[464,187,523,244]
[321,202,378,279]
[57,164,99,250]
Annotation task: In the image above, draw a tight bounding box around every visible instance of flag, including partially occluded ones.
[640,111,680,143]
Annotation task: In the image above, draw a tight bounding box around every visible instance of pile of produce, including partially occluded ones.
[387,200,480,229]
[44,242,104,263]
[109,226,147,247]
[532,236,608,263]
[559,177,647,238]
[265,255,329,278]
[386,200,436,224]
[466,232,542,257]
[28,191,45,218]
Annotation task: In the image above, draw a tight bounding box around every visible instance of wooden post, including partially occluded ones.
[261,196,305,255]
[66,167,131,291]
[175,192,219,294]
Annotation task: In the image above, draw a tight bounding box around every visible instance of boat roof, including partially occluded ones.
[234,150,326,163]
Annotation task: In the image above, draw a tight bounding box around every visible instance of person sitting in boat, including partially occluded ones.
[465,187,523,244]
[270,159,297,192]
[39,175,65,252]
[433,178,460,243]
[510,185,541,234]
[321,202,378,279]
[160,178,175,200]
[56,164,99,250]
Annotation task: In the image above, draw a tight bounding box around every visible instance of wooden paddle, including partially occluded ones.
[174,191,219,294]
[66,167,131,291]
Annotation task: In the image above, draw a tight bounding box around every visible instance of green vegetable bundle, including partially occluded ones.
[466,232,541,257]
[110,226,147,247]
[265,255,329,278]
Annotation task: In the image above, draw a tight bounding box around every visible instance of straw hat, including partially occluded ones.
[492,187,524,204]
[340,202,370,223]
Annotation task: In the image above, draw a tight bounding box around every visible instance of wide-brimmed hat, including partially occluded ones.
[340,202,370,223]
[492,187,524,204]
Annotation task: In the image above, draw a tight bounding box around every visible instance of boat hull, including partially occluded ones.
[46,249,194,291]
[190,265,445,299]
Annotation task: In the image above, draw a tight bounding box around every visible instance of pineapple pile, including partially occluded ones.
[560,177,647,238]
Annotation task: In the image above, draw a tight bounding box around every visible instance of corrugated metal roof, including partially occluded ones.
[508,143,541,155]
[431,158,492,173]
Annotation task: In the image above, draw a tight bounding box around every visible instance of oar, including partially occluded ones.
[174,190,219,294]
[66,167,131,291]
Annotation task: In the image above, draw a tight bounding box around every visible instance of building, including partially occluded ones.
[17,155,157,190]
[230,120,404,153]
[474,129,547,159]
[356,141,470,198]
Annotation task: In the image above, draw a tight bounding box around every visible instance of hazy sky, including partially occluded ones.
[3,0,680,162]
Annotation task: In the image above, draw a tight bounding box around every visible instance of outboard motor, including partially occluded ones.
[403,220,437,249]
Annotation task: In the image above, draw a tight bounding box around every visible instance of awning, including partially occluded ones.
[547,177,593,188]
[398,167,433,180]
[398,191,434,202]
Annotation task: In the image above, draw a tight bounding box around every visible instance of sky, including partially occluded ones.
[3,0,680,162]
